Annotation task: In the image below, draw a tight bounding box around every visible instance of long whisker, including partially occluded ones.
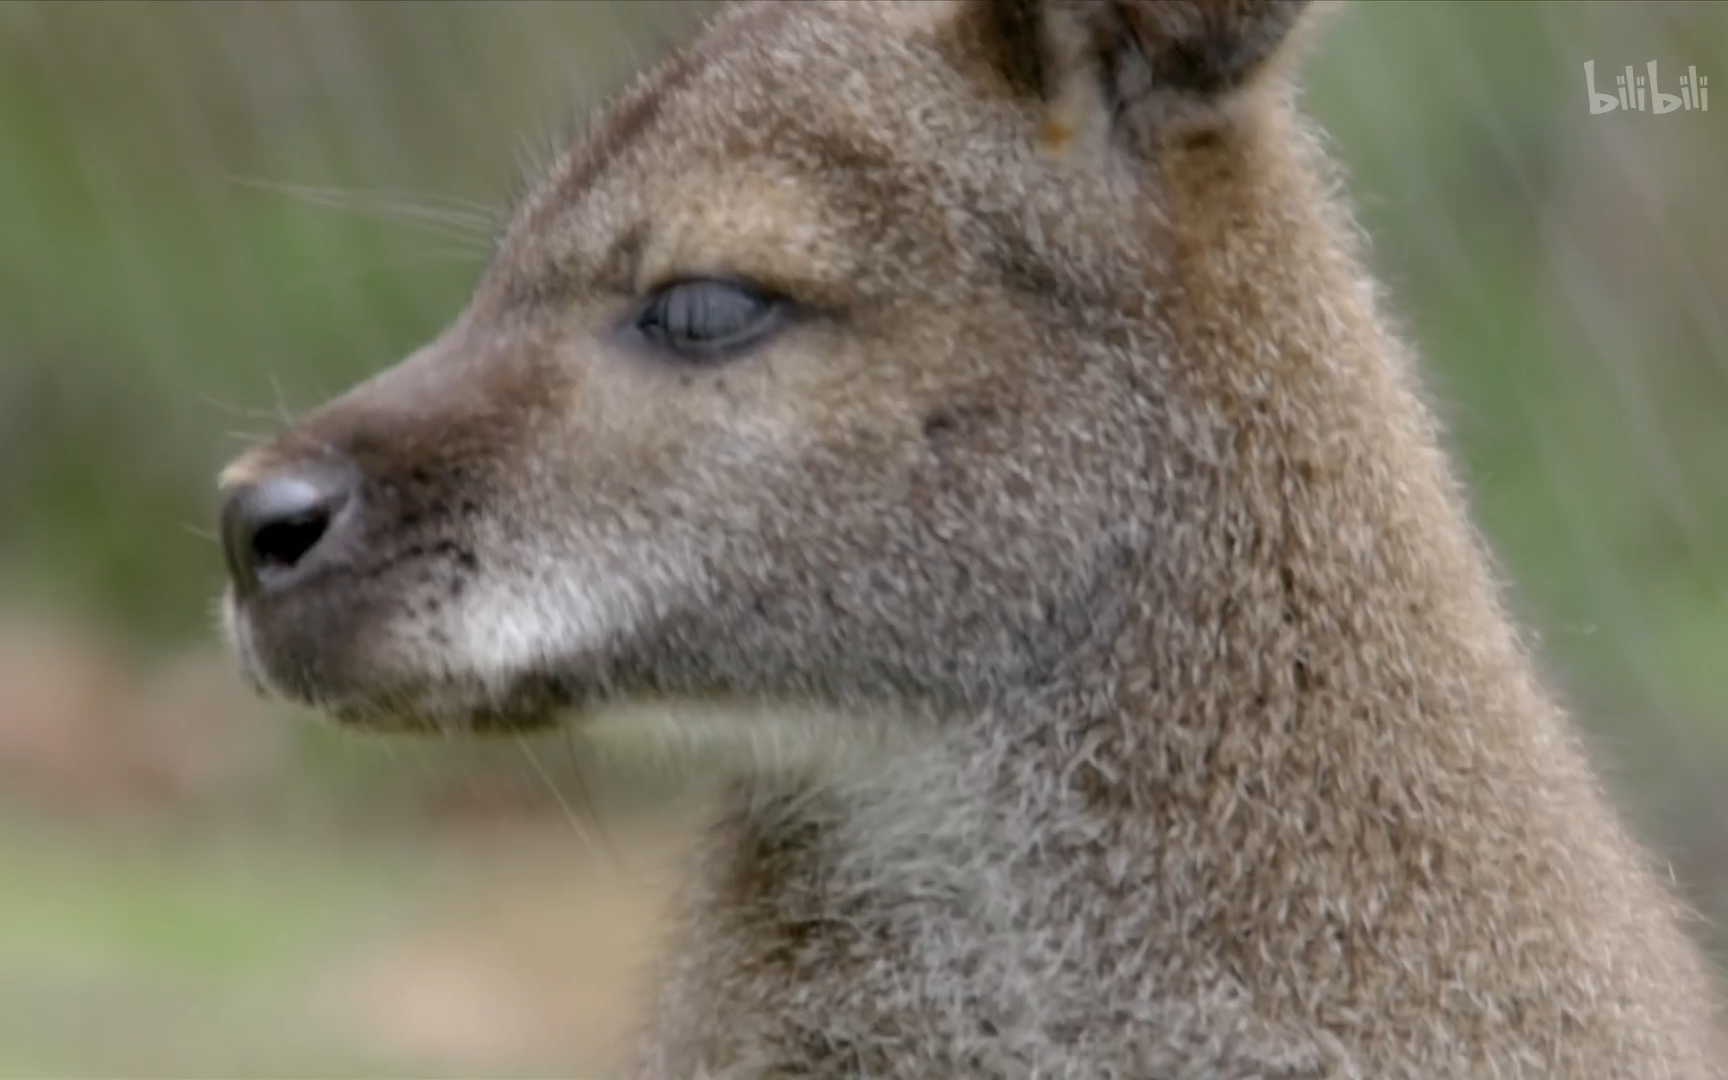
[224,173,501,248]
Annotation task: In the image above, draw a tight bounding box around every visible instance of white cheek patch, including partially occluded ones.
[426,526,931,784]
[439,534,696,697]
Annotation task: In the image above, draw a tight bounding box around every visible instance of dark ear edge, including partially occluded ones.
[1108,0,1317,100]
[973,0,1321,125]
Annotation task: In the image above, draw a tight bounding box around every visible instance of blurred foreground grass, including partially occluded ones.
[0,1,1726,1075]
[0,804,689,1077]
[0,817,407,1076]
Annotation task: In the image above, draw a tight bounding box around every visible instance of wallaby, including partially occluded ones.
[216,0,1728,1075]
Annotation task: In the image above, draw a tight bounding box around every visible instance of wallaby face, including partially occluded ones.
[218,1,1728,1076]
[217,0,1302,741]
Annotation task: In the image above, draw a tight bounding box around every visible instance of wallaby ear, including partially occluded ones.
[971,0,1318,143]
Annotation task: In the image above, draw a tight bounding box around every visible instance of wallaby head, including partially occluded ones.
[217,0,1325,748]
[217,1,1726,1076]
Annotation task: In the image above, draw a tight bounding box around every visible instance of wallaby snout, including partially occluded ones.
[216,322,583,730]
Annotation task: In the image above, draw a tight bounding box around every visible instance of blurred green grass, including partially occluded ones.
[0,802,676,1077]
[0,817,407,1076]
[0,1,1725,1075]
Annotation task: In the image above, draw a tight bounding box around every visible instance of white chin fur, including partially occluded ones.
[219,592,276,697]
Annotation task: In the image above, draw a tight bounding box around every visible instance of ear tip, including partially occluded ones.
[970,0,1325,123]
[1117,0,1322,97]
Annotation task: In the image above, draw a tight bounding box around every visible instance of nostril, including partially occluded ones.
[251,503,337,573]
[220,462,358,596]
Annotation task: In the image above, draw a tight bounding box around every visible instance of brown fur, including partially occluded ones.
[217,1,1727,1076]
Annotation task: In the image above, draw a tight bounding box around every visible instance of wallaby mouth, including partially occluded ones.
[220,581,569,735]
[214,439,576,735]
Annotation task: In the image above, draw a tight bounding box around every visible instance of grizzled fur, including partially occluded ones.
[218,1,1728,1076]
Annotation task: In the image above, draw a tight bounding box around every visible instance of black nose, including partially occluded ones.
[220,461,358,596]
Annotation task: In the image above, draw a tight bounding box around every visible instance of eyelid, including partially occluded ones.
[624,277,793,363]
[632,276,786,324]
[640,270,781,298]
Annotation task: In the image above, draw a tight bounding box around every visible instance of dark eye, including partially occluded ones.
[634,278,787,361]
